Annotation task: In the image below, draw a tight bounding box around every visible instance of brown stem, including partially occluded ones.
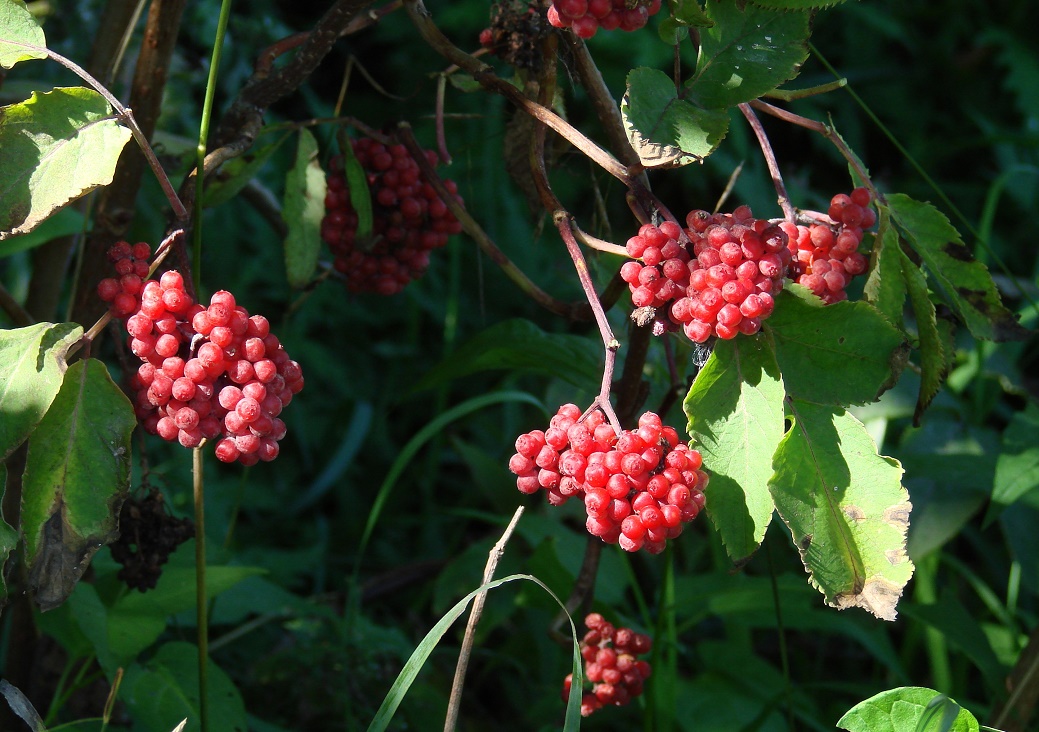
[739,103,796,222]
[0,281,34,326]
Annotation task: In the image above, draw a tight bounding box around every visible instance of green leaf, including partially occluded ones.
[899,248,953,425]
[282,127,326,288]
[886,193,1031,342]
[121,642,248,732]
[685,1,811,109]
[770,402,914,621]
[862,213,906,328]
[203,130,291,207]
[408,319,601,394]
[767,286,909,407]
[20,358,136,611]
[0,321,82,460]
[683,334,785,561]
[838,687,979,732]
[341,135,373,238]
[747,0,848,8]
[0,0,46,69]
[0,87,133,238]
[0,205,87,257]
[621,66,729,168]
[987,402,1039,523]
[670,0,714,27]
[0,462,15,604]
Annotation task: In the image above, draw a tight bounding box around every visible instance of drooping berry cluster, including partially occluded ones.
[97,240,152,317]
[99,242,303,465]
[620,206,791,343]
[562,613,652,716]
[110,489,194,592]
[508,405,707,554]
[547,0,662,38]
[321,137,464,295]
[783,188,874,304]
[479,0,547,73]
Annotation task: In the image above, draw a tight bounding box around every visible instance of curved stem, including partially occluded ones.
[739,103,796,222]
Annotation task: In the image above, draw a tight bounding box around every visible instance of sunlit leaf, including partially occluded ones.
[838,687,978,732]
[862,214,905,328]
[0,0,45,69]
[282,126,326,288]
[899,248,954,424]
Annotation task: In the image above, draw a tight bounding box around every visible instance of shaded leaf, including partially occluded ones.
[282,127,326,288]
[770,402,913,621]
[0,87,132,238]
[0,321,83,460]
[838,687,978,732]
[671,0,713,27]
[621,66,729,168]
[886,193,1030,342]
[767,286,909,406]
[0,462,14,604]
[408,319,601,394]
[341,134,373,238]
[986,402,1039,523]
[0,0,45,69]
[899,248,953,425]
[748,0,848,8]
[686,1,811,109]
[684,334,785,561]
[203,130,291,207]
[862,213,905,328]
[121,642,248,732]
[20,358,136,611]
[0,205,87,257]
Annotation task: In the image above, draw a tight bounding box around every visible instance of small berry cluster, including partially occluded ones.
[547,0,662,38]
[621,206,790,343]
[321,137,464,295]
[110,489,194,592]
[562,613,652,716]
[508,405,707,554]
[782,188,874,304]
[478,0,547,73]
[97,241,152,317]
[98,242,303,465]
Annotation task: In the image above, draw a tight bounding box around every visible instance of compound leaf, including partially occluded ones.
[767,287,908,407]
[886,193,1030,342]
[282,127,326,289]
[684,334,785,561]
[0,321,83,460]
[0,0,46,69]
[21,358,136,611]
[686,1,811,109]
[0,87,132,238]
[770,402,913,621]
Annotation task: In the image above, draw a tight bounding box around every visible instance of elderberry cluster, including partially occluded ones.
[110,490,194,592]
[621,207,791,343]
[783,187,874,304]
[98,242,303,465]
[562,613,652,717]
[321,137,464,295]
[547,0,662,38]
[508,405,707,554]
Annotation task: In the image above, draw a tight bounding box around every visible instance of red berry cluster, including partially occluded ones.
[783,188,874,304]
[547,0,661,38]
[321,137,464,295]
[620,206,790,343]
[97,241,152,317]
[562,613,652,716]
[98,242,303,465]
[508,405,707,554]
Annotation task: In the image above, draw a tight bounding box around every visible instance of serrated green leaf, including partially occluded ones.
[838,687,978,732]
[122,642,248,732]
[0,321,83,460]
[685,1,811,109]
[282,127,326,288]
[898,248,952,425]
[767,287,908,407]
[886,193,1030,342]
[770,402,913,621]
[986,403,1039,524]
[747,0,847,9]
[862,212,905,328]
[408,318,601,395]
[341,137,372,238]
[621,66,729,168]
[684,334,785,561]
[203,130,291,207]
[671,0,713,27]
[21,358,136,611]
[0,0,46,69]
[0,87,132,238]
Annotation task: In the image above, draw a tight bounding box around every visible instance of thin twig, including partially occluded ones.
[0,282,34,327]
[443,506,525,732]
[739,103,796,222]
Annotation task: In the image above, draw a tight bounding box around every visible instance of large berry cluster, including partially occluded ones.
[562,613,652,716]
[547,0,662,38]
[782,188,874,304]
[110,489,194,592]
[98,242,303,465]
[621,207,791,343]
[321,137,464,295]
[508,405,707,554]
